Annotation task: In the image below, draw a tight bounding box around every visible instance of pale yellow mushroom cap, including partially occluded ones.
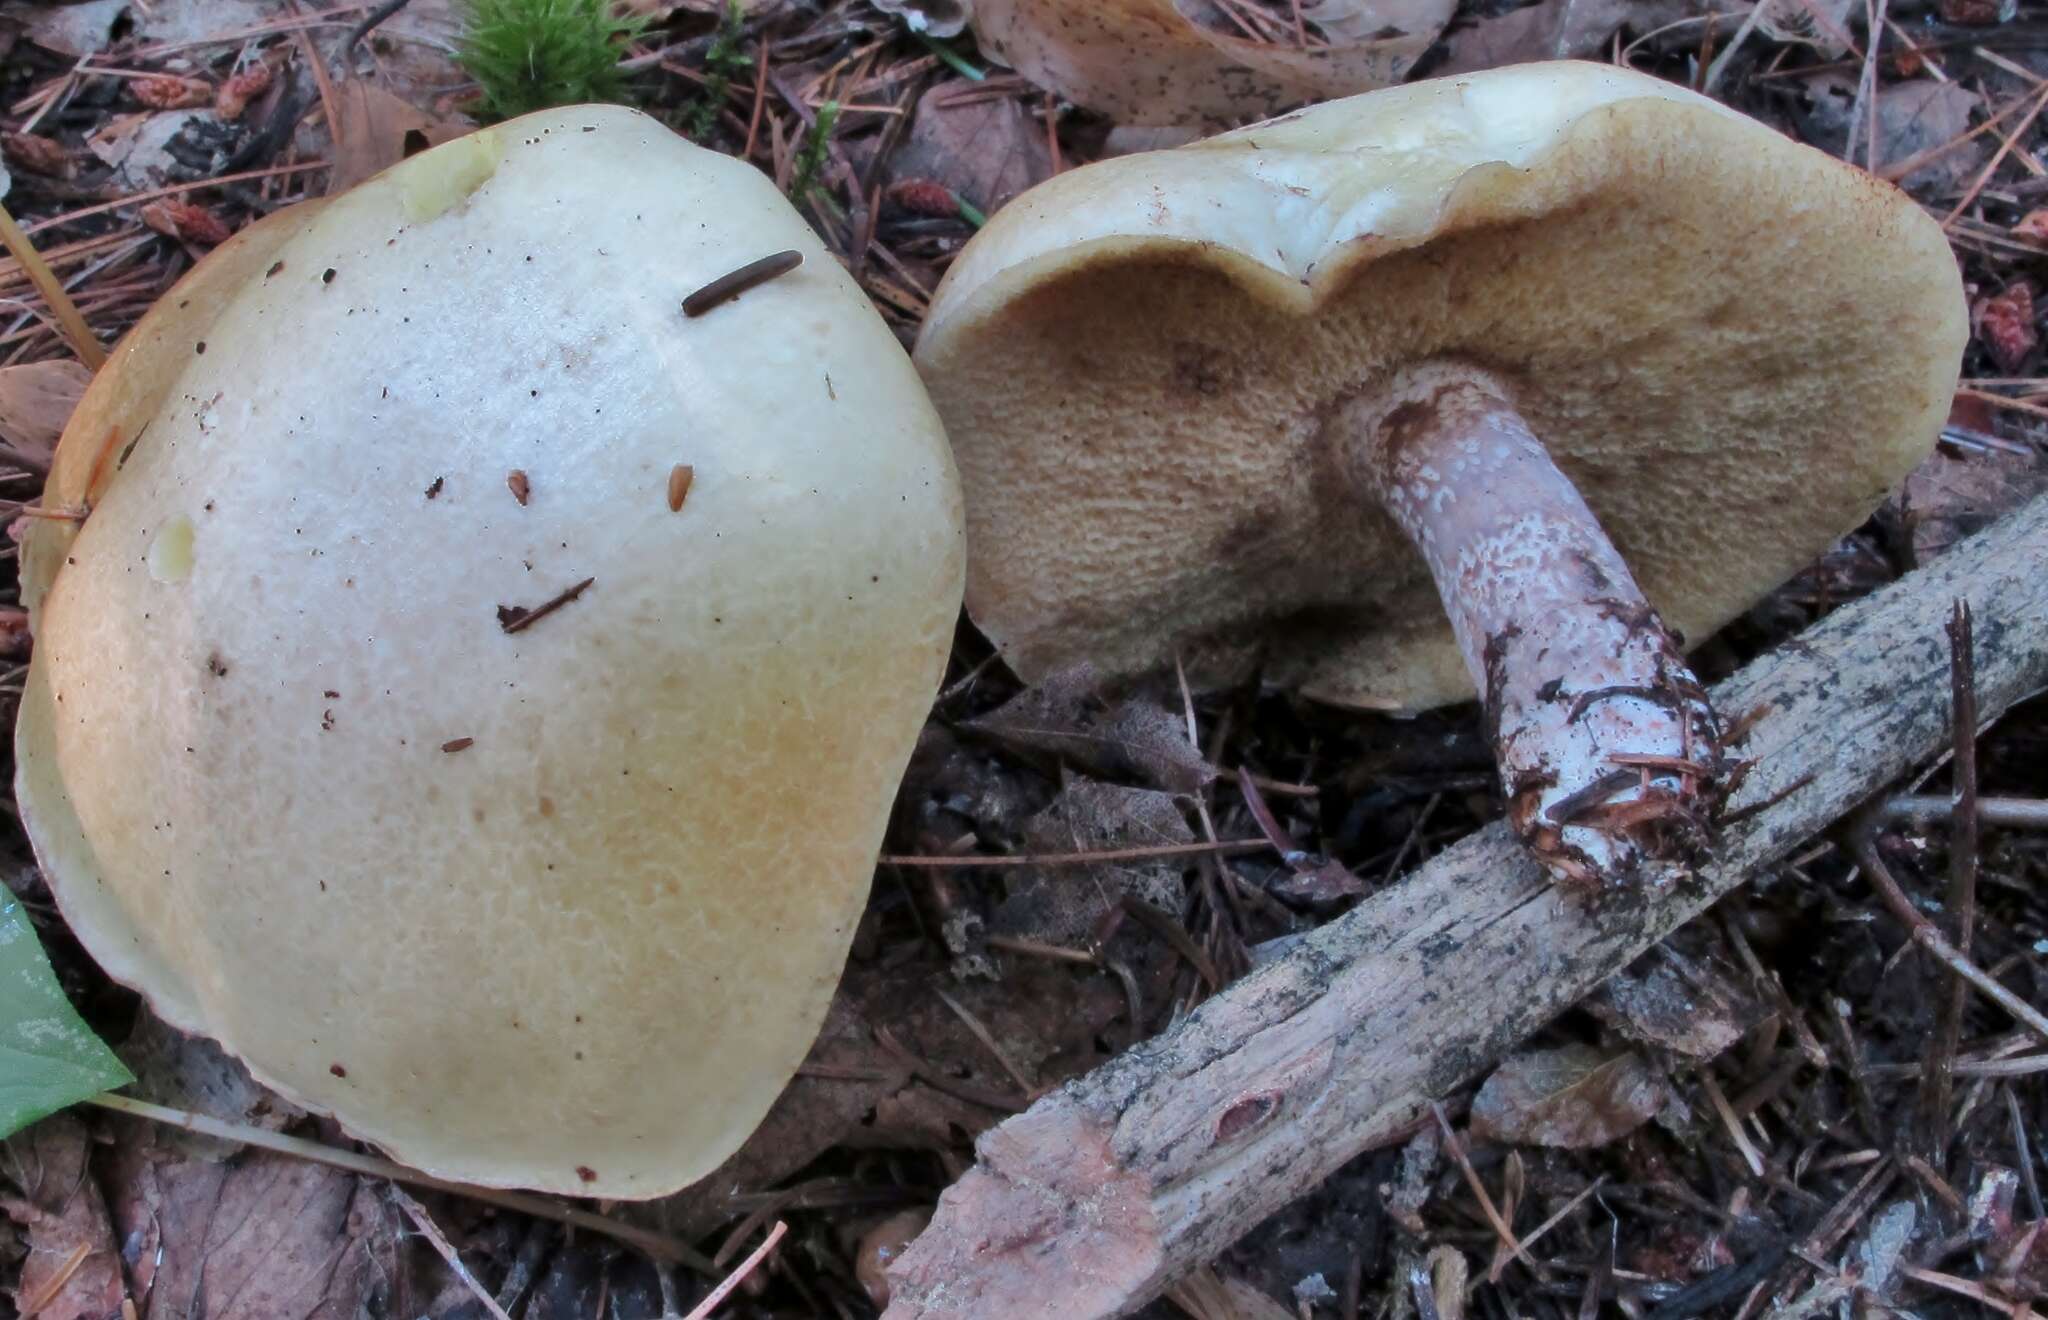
[17,106,965,1197]
[914,61,1965,711]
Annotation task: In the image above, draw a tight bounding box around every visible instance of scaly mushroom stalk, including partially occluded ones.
[911,62,1966,894]
[1338,363,1721,884]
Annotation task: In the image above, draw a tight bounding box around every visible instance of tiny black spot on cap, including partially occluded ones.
[322,268,337,284]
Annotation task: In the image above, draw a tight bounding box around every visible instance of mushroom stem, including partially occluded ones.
[1338,362,1722,886]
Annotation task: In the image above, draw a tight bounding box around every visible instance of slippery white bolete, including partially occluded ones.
[914,62,1964,886]
[17,105,965,1196]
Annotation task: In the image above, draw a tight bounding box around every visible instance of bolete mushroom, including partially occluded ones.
[16,106,965,1196]
[913,62,1963,886]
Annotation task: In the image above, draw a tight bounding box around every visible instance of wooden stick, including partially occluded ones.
[883,493,2048,1320]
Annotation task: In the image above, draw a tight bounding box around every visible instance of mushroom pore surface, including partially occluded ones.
[17,106,965,1197]
[913,62,1965,715]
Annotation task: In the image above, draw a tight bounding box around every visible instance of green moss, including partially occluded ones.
[684,0,751,142]
[790,99,839,206]
[457,0,646,121]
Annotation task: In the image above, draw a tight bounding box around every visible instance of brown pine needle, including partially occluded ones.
[683,1220,787,1320]
[1431,1103,1534,1273]
[0,201,105,369]
[20,1241,94,1317]
[1880,83,2047,183]
[1850,831,2048,1048]
[1942,82,2048,228]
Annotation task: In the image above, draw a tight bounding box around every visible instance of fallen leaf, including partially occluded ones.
[98,1118,394,1320]
[115,1006,306,1160]
[1799,76,1983,191]
[1875,81,1985,192]
[889,80,1053,217]
[995,778,1195,948]
[88,109,213,192]
[1440,0,1638,74]
[0,359,92,475]
[14,0,130,57]
[1901,443,2048,564]
[329,80,470,195]
[1,1116,126,1320]
[1592,950,1762,1060]
[1975,281,2038,373]
[969,0,1455,126]
[968,664,1216,794]
[654,955,1122,1237]
[1468,1044,1669,1149]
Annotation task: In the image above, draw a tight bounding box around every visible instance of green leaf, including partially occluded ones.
[1,893,131,1138]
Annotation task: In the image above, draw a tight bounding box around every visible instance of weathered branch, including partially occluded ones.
[885,493,2048,1319]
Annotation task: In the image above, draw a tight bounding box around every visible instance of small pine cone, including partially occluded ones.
[215,65,275,121]
[886,178,960,218]
[2,132,71,177]
[140,199,233,247]
[1974,281,2038,374]
[133,75,213,110]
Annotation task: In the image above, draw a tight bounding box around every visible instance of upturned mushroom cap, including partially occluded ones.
[17,106,965,1197]
[914,61,1964,712]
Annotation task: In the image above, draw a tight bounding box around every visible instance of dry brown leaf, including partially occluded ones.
[1440,0,1757,73]
[656,956,1122,1237]
[1592,951,1762,1060]
[98,1119,395,1320]
[0,360,91,475]
[890,81,1053,217]
[89,110,213,192]
[14,0,130,57]
[968,665,1216,794]
[116,1007,307,1160]
[969,0,1455,126]
[1,1116,126,1320]
[1468,1044,1669,1149]
[329,80,470,195]
[1875,80,1985,191]
[1801,77,1982,191]
[1902,444,2048,564]
[995,778,1195,948]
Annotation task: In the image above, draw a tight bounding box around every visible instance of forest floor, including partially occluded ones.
[3,0,2048,1316]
